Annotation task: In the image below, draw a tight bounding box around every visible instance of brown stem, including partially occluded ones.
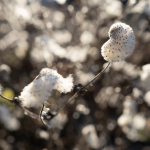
[56,91,79,115]
[0,94,13,102]
[81,62,110,90]
[54,62,110,116]
[19,104,39,120]
[0,95,39,120]
[39,104,46,125]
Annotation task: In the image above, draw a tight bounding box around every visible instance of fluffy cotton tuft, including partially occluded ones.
[101,22,135,62]
[19,75,56,108]
[39,68,74,93]
[19,68,73,108]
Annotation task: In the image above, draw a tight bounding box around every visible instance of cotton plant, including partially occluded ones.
[0,22,135,129]
[0,69,74,127]
[82,22,135,88]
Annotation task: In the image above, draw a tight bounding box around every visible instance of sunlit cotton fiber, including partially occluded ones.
[40,68,73,93]
[19,68,73,108]
[101,22,135,62]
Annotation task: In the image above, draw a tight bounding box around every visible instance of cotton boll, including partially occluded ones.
[40,68,74,93]
[0,105,20,131]
[19,68,73,108]
[117,99,136,127]
[80,31,95,44]
[117,96,148,141]
[123,98,137,116]
[36,129,49,140]
[133,88,142,99]
[133,114,146,130]
[144,91,150,106]
[82,124,101,149]
[140,64,150,91]
[104,0,122,17]
[53,30,72,44]
[76,104,90,115]
[19,75,56,108]
[117,114,132,127]
[53,74,73,93]
[101,22,135,62]
[15,6,31,21]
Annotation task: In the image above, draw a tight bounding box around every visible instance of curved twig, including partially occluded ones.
[0,95,39,120]
[81,62,110,90]
[54,62,110,116]
[39,104,45,125]
[19,104,39,120]
[56,91,79,115]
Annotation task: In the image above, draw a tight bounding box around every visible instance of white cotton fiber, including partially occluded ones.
[101,22,135,62]
[19,68,73,108]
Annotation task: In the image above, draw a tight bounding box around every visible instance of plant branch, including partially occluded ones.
[81,62,110,90]
[18,104,39,120]
[0,95,39,120]
[56,91,79,115]
[0,94,13,102]
[53,62,110,116]
[39,104,45,125]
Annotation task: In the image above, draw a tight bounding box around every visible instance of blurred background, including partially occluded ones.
[0,0,150,149]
